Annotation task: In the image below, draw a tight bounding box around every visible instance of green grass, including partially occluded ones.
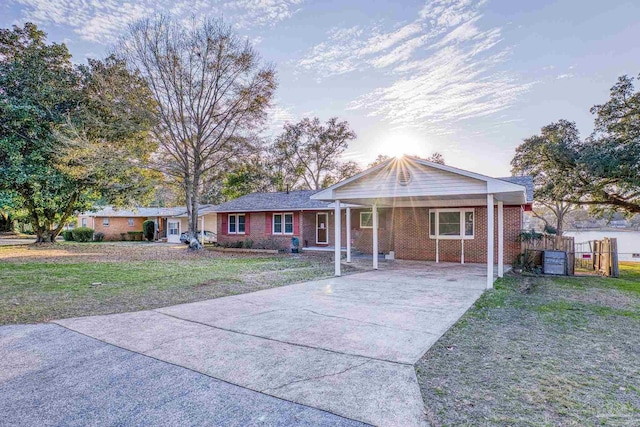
[417,262,640,427]
[0,256,333,324]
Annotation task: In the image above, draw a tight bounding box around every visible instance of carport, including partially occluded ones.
[311,156,531,289]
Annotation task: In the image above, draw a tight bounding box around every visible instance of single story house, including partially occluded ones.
[77,206,217,243]
[311,156,533,288]
[214,190,350,249]
[216,156,532,288]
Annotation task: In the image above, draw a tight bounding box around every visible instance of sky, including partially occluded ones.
[2,0,640,176]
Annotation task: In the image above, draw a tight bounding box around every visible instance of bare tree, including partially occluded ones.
[118,16,276,247]
[274,117,357,190]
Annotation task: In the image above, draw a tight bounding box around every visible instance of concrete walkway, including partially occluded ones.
[54,262,485,426]
[0,324,365,426]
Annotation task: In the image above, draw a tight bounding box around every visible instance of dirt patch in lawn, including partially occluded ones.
[0,243,366,324]
[416,266,640,427]
[0,242,271,263]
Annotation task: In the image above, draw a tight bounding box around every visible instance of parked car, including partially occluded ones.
[180,230,216,244]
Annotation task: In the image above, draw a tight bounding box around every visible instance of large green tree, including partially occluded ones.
[0,23,156,242]
[512,74,640,218]
[511,120,580,235]
[578,74,640,212]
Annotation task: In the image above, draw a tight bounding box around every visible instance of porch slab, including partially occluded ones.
[55,263,485,427]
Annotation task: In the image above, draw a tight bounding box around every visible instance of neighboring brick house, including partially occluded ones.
[77,207,190,241]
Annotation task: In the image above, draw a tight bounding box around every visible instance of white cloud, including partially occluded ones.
[263,103,297,136]
[13,0,304,43]
[297,0,530,134]
[556,73,574,80]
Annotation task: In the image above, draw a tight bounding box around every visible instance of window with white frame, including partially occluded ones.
[128,218,134,227]
[102,217,109,226]
[273,213,294,235]
[429,209,474,239]
[228,214,245,234]
[360,211,373,228]
[81,218,87,227]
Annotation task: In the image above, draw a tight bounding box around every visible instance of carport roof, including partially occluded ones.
[311,156,533,206]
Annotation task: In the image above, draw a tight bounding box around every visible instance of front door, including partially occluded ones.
[316,213,329,244]
[167,220,180,243]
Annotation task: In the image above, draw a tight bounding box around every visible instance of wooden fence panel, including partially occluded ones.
[521,235,575,275]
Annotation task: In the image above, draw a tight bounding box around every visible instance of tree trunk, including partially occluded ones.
[186,175,202,250]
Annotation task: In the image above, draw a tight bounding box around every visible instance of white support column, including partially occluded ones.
[497,201,504,278]
[487,193,495,289]
[372,204,379,270]
[436,239,439,263]
[334,200,341,276]
[346,207,352,263]
[461,239,464,264]
[200,215,205,244]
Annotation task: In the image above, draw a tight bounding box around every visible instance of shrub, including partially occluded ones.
[242,239,253,249]
[253,236,284,250]
[120,232,127,241]
[127,231,143,241]
[72,227,94,242]
[62,230,74,241]
[93,232,105,242]
[222,240,244,248]
[517,229,543,243]
[142,220,155,241]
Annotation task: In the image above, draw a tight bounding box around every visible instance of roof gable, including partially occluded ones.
[312,156,528,203]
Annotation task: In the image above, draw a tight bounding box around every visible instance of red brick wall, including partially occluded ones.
[217,210,349,249]
[389,206,522,264]
[350,208,394,254]
[94,217,145,241]
[217,212,305,250]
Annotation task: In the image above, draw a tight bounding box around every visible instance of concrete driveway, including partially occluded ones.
[52,262,485,426]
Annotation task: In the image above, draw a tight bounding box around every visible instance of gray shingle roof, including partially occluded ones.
[83,206,187,217]
[214,190,331,213]
[498,176,534,203]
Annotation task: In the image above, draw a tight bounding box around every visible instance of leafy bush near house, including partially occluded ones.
[93,232,105,242]
[62,230,74,241]
[227,240,244,248]
[242,239,253,249]
[142,220,155,241]
[72,227,94,242]
[127,231,143,241]
[517,229,543,243]
[120,233,127,241]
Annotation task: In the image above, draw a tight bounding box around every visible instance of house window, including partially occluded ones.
[102,217,109,226]
[228,214,245,234]
[360,211,373,228]
[81,218,87,227]
[273,213,294,235]
[168,221,179,236]
[128,218,134,227]
[429,209,474,239]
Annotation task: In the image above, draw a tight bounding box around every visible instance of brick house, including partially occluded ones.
[311,155,533,288]
[214,190,348,250]
[78,206,185,240]
[214,156,532,288]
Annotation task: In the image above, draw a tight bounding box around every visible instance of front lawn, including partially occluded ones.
[0,243,345,324]
[417,263,640,426]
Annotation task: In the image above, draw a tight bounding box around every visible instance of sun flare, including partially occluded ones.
[377,132,425,158]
